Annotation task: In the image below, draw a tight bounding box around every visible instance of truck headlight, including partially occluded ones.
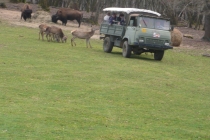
[165,43,169,46]
[165,40,169,46]
[139,37,144,43]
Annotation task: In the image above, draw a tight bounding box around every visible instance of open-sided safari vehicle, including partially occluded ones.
[100,7,173,61]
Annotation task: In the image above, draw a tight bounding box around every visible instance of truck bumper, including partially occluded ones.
[134,42,173,50]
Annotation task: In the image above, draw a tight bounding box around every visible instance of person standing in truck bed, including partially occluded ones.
[117,13,125,25]
[109,13,117,25]
[104,12,110,22]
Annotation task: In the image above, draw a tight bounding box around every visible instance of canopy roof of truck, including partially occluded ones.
[103,7,161,17]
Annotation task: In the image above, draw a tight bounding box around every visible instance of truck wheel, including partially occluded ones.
[154,50,164,61]
[122,41,131,58]
[103,37,113,53]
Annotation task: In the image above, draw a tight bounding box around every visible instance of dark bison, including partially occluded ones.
[21,4,32,21]
[51,14,58,23]
[52,8,83,27]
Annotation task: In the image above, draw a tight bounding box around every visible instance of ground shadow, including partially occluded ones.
[105,51,157,62]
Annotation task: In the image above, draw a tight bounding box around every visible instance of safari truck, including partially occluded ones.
[100,8,173,61]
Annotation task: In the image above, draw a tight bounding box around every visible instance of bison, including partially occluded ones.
[52,8,83,27]
[51,14,58,23]
[21,4,32,21]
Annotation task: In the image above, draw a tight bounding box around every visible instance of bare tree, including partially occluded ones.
[201,0,210,41]
[93,0,101,24]
[132,0,136,8]
[115,0,119,7]
[38,0,210,41]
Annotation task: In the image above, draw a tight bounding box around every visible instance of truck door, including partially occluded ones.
[125,16,138,45]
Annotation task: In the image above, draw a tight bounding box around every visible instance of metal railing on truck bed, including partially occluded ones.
[100,23,126,37]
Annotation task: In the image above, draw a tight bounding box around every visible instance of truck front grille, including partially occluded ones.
[146,38,164,45]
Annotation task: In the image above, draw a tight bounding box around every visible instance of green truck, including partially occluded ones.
[100,8,173,61]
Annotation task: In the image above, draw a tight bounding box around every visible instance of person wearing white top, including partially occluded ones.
[104,12,110,22]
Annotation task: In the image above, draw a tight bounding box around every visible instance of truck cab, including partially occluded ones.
[100,7,173,61]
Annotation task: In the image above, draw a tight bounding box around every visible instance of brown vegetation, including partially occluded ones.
[171,28,183,47]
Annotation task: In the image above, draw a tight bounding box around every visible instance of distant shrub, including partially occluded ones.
[9,0,25,3]
[39,0,49,11]
[0,3,6,8]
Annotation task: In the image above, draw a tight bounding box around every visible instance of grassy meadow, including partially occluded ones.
[0,23,210,140]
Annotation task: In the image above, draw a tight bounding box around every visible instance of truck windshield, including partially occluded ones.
[138,17,170,30]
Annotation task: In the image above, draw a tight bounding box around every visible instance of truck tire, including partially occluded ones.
[103,37,113,53]
[122,41,131,58]
[154,50,164,61]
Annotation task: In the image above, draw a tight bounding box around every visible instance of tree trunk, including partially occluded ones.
[202,14,210,41]
[115,0,119,7]
[93,0,100,24]
[132,0,136,8]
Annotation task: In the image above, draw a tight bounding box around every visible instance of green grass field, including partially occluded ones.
[0,23,210,140]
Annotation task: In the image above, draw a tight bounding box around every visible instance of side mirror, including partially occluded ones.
[170,25,174,31]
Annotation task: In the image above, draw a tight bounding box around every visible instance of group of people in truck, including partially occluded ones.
[104,12,125,25]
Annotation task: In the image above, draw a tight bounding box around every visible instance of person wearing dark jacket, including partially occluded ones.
[117,13,125,25]
[109,13,117,25]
